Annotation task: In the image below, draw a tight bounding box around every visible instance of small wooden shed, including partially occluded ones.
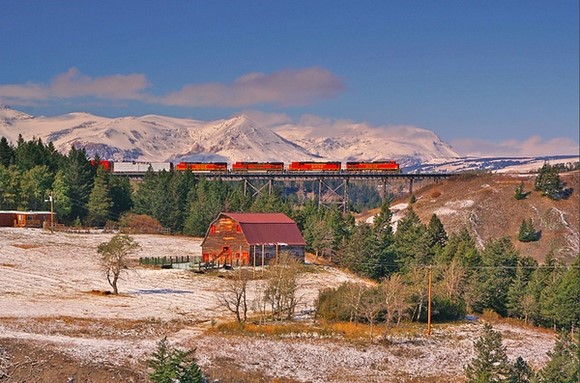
[201,212,306,267]
[0,211,54,228]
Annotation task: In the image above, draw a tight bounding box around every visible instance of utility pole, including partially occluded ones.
[45,191,54,233]
[427,265,432,336]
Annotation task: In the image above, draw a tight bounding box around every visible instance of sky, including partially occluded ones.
[1,1,578,156]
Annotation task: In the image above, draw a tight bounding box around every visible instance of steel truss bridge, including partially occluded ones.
[120,171,456,213]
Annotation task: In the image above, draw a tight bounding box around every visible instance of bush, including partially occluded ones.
[119,213,167,234]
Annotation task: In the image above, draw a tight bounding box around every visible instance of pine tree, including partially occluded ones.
[427,213,448,249]
[465,323,512,383]
[108,175,133,221]
[518,218,537,242]
[20,165,53,210]
[549,256,580,330]
[534,163,564,199]
[509,356,534,383]
[52,169,73,220]
[506,256,537,322]
[0,136,14,167]
[393,207,430,271]
[536,331,579,383]
[148,337,203,383]
[514,181,527,200]
[471,237,518,316]
[86,167,112,227]
[62,147,94,223]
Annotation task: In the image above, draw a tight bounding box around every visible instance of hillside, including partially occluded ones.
[375,171,580,264]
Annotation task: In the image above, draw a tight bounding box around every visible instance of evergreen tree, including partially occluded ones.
[339,223,381,279]
[393,207,430,271]
[0,165,21,210]
[549,256,580,330]
[536,331,579,383]
[183,178,226,236]
[62,147,94,223]
[506,256,537,322]
[534,163,564,199]
[371,200,396,276]
[435,227,480,269]
[509,356,534,383]
[471,237,518,316]
[148,337,203,383]
[19,165,53,210]
[465,323,512,383]
[52,169,73,220]
[518,218,538,242]
[108,175,133,221]
[0,136,14,167]
[514,181,527,200]
[427,213,448,249]
[86,167,112,227]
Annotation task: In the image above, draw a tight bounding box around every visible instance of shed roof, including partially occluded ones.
[219,212,306,246]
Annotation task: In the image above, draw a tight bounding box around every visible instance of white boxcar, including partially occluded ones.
[112,162,171,173]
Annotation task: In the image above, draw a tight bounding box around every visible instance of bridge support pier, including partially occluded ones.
[243,179,273,197]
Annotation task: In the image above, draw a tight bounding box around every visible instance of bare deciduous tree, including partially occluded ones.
[381,274,411,327]
[218,269,249,324]
[263,252,301,321]
[360,288,384,339]
[437,258,466,302]
[344,282,367,322]
[97,234,140,295]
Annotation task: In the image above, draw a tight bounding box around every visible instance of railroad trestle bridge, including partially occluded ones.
[119,171,456,212]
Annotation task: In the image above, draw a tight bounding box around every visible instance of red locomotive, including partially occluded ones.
[174,162,228,172]
[232,162,284,172]
[345,161,400,172]
[90,160,113,171]
[288,161,342,172]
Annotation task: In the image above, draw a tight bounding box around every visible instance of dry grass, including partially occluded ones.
[11,244,42,249]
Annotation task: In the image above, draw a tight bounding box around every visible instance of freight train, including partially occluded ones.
[91,160,401,174]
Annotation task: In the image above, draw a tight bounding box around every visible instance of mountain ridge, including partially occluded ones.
[0,106,458,168]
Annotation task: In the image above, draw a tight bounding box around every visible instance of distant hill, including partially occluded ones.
[363,171,580,264]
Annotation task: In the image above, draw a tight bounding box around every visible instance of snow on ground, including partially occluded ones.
[0,228,556,381]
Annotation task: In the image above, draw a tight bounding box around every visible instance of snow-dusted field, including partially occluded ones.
[0,228,555,382]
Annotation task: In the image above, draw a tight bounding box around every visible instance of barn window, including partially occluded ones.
[236,224,241,233]
[210,224,216,234]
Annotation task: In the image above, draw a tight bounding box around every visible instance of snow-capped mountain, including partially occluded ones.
[0,106,460,168]
[273,122,458,167]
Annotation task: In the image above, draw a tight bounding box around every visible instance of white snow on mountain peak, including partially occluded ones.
[0,107,462,168]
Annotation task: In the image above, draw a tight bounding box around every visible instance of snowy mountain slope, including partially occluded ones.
[0,106,458,166]
[273,122,459,167]
[413,155,580,173]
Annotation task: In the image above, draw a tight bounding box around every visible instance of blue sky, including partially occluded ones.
[1,1,578,155]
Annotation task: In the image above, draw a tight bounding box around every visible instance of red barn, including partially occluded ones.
[201,212,306,267]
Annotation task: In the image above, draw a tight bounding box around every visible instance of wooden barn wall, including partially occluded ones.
[202,217,250,265]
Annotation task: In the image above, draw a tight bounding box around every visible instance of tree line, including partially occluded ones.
[316,202,579,331]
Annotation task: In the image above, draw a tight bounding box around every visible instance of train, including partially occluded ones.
[90,160,401,174]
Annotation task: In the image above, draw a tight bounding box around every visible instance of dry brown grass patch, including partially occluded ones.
[11,244,41,249]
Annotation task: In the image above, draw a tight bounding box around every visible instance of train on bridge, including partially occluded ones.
[91,160,401,174]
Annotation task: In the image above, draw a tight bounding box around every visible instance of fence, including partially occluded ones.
[140,255,202,267]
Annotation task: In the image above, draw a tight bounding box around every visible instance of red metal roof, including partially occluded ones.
[220,213,306,246]
[222,212,295,224]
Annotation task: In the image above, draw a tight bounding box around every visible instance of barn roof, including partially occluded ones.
[220,212,306,246]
